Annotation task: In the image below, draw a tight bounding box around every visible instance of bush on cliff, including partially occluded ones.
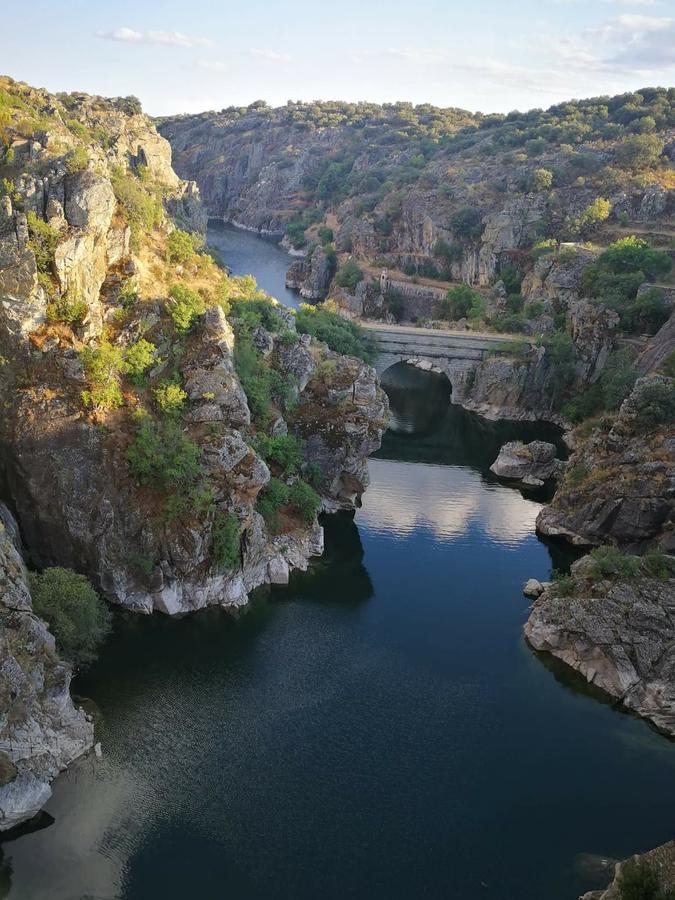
[255,434,303,476]
[167,283,206,332]
[295,303,375,363]
[440,284,485,321]
[582,238,672,322]
[335,258,363,291]
[635,381,675,429]
[166,228,198,265]
[211,512,240,570]
[289,480,321,523]
[80,340,124,411]
[30,567,112,669]
[126,419,202,494]
[256,478,290,531]
[618,857,675,900]
[26,212,59,274]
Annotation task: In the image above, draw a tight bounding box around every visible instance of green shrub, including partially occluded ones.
[64,146,88,174]
[532,239,557,257]
[289,480,321,523]
[110,166,164,248]
[615,134,664,170]
[211,512,240,570]
[553,571,575,597]
[588,546,640,580]
[26,212,59,274]
[451,206,483,239]
[126,419,202,494]
[624,288,669,335]
[440,284,484,320]
[335,258,363,291]
[541,331,576,406]
[660,351,675,378]
[635,381,675,429]
[118,281,138,310]
[492,312,528,333]
[500,266,523,295]
[30,567,111,668]
[234,339,272,424]
[295,303,374,362]
[568,198,611,236]
[255,434,303,476]
[531,168,553,190]
[167,283,205,331]
[166,229,197,265]
[229,296,284,333]
[153,381,187,415]
[566,464,589,487]
[46,291,87,328]
[318,225,334,244]
[80,341,124,411]
[525,300,545,319]
[642,549,675,581]
[122,338,156,382]
[595,236,671,281]
[618,857,675,900]
[257,477,290,530]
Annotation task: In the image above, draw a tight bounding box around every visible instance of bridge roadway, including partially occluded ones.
[361,321,521,376]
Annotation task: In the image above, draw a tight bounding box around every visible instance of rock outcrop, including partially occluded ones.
[0,518,93,831]
[536,377,675,550]
[490,440,564,486]
[525,553,675,736]
[580,839,675,900]
[0,78,389,617]
[285,245,335,301]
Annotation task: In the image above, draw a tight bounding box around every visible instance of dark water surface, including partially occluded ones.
[206,220,301,308]
[4,237,675,900]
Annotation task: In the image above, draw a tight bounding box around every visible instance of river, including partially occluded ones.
[3,227,675,900]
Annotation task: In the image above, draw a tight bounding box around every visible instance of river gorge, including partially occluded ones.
[1,226,674,900]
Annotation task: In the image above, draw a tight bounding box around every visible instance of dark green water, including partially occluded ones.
[3,236,675,899]
[4,362,675,900]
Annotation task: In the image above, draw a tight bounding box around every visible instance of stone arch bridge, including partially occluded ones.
[363,322,520,392]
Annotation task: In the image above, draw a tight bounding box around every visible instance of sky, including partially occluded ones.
[2,0,675,116]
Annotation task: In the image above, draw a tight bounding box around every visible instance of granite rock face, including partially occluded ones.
[0,520,93,831]
[490,440,564,485]
[0,82,389,616]
[159,104,674,293]
[525,554,675,736]
[536,377,675,550]
[580,840,675,900]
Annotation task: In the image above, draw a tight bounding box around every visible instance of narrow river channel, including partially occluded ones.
[3,224,675,900]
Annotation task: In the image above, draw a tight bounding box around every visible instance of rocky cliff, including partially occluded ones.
[526,552,675,737]
[159,91,675,291]
[0,512,93,831]
[537,377,674,551]
[0,77,388,617]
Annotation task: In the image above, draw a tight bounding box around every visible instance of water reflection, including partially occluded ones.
[380,362,452,435]
[359,459,541,544]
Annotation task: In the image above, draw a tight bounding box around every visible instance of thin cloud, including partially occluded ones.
[96,27,212,48]
[249,48,292,63]
[197,60,227,72]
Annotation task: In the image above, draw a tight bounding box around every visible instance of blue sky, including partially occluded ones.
[3,0,674,115]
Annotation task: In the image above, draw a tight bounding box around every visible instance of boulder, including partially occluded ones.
[490,440,563,484]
